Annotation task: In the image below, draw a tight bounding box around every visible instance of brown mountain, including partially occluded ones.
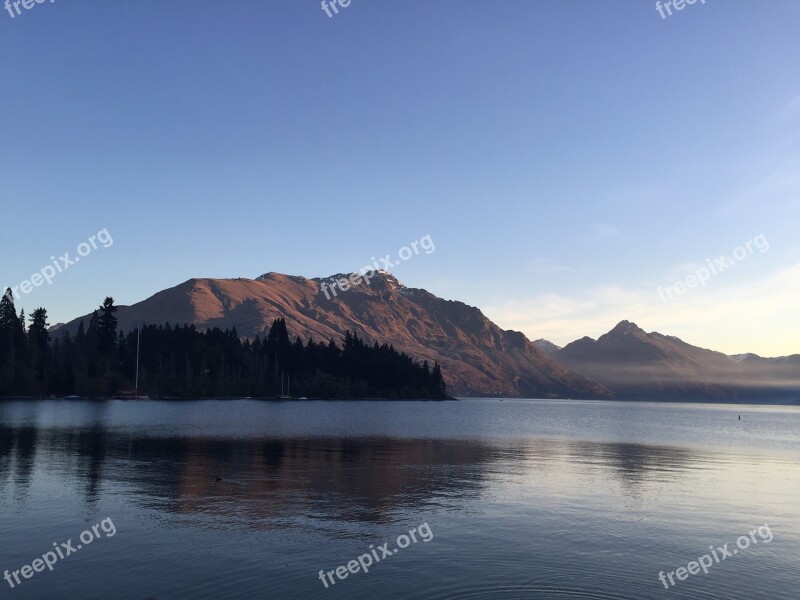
[56,271,611,398]
[555,321,800,401]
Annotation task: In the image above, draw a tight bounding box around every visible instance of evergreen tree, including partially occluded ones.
[0,289,21,338]
[28,308,49,350]
[431,362,447,398]
[0,291,14,390]
[28,308,50,386]
[97,297,118,355]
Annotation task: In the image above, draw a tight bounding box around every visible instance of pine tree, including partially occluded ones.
[97,297,118,355]
[0,289,20,391]
[0,288,21,337]
[431,362,447,399]
[28,308,50,385]
[28,308,49,351]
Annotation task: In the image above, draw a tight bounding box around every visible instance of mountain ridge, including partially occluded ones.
[53,274,800,402]
[54,272,611,398]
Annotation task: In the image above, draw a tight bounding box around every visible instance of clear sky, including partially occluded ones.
[2,0,798,356]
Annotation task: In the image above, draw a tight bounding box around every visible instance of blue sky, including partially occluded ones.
[2,0,799,355]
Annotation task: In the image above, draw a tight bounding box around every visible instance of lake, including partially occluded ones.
[0,398,798,599]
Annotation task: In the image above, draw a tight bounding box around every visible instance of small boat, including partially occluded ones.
[64,395,80,400]
[114,390,150,400]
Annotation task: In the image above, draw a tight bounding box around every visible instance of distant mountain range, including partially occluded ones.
[55,272,800,402]
[548,321,800,401]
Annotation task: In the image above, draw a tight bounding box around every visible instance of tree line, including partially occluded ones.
[0,291,449,399]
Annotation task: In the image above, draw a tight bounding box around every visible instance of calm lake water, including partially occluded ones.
[0,398,798,599]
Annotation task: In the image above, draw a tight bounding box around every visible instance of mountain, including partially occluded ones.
[726,353,800,392]
[55,272,611,398]
[533,339,561,355]
[555,320,800,401]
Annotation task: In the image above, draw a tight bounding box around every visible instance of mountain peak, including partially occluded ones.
[255,272,309,284]
[533,339,561,355]
[310,270,405,292]
[256,270,407,293]
[730,353,762,362]
[608,320,643,335]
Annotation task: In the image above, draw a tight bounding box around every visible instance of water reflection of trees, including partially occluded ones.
[0,423,708,523]
[0,429,507,524]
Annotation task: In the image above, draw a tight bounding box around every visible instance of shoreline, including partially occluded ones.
[1,396,798,406]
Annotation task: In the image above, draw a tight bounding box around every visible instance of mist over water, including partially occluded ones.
[1,399,798,599]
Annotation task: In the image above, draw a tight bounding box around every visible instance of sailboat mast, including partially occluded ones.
[135,325,140,397]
